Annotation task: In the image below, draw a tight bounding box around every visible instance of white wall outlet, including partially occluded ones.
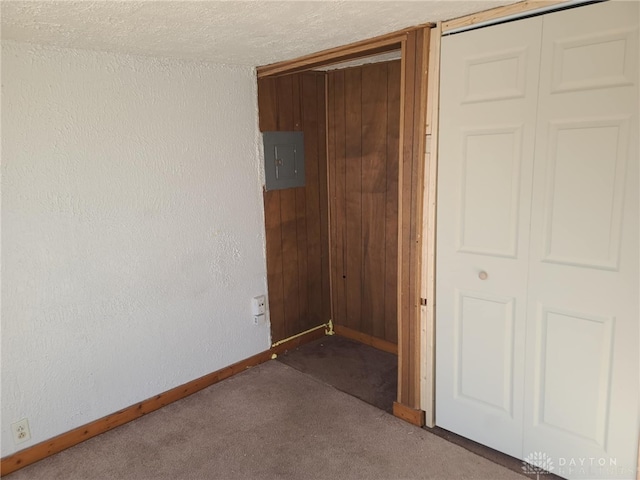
[11,418,31,445]
[251,295,266,317]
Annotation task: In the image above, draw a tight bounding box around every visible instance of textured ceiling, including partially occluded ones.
[1,1,516,66]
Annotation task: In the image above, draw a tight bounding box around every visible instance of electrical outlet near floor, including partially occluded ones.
[11,418,31,445]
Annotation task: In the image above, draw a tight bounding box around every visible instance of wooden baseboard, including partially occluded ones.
[0,326,325,476]
[393,401,426,427]
[334,324,398,355]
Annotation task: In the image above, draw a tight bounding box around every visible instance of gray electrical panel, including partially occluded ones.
[263,131,305,191]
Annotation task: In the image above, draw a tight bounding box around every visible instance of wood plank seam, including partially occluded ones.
[318,73,332,326]
[278,192,288,337]
[383,64,390,341]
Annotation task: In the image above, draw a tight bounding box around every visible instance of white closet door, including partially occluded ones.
[435,18,542,458]
[523,2,639,478]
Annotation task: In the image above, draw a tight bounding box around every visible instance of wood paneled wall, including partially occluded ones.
[327,61,401,345]
[258,73,331,342]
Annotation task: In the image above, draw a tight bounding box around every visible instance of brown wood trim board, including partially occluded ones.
[393,401,426,427]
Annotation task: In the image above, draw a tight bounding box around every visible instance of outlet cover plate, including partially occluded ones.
[12,418,31,445]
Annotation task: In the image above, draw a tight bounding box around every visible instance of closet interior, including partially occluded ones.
[257,58,402,412]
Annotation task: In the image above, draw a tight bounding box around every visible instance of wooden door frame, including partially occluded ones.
[420,22,441,428]
[258,24,433,425]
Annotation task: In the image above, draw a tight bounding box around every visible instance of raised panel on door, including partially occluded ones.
[458,126,523,258]
[533,307,614,446]
[523,3,639,478]
[454,290,516,415]
[436,17,542,458]
[541,118,629,270]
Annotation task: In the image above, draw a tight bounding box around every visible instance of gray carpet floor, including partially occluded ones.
[275,335,548,480]
[7,361,526,480]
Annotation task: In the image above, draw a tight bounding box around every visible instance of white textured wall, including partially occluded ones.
[1,41,270,456]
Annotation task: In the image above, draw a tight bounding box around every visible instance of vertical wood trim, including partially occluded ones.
[409,29,422,409]
[333,71,348,329]
[397,26,431,411]
[420,23,442,428]
[398,33,415,406]
[327,73,337,325]
[396,38,408,404]
[412,26,430,409]
[317,74,331,325]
